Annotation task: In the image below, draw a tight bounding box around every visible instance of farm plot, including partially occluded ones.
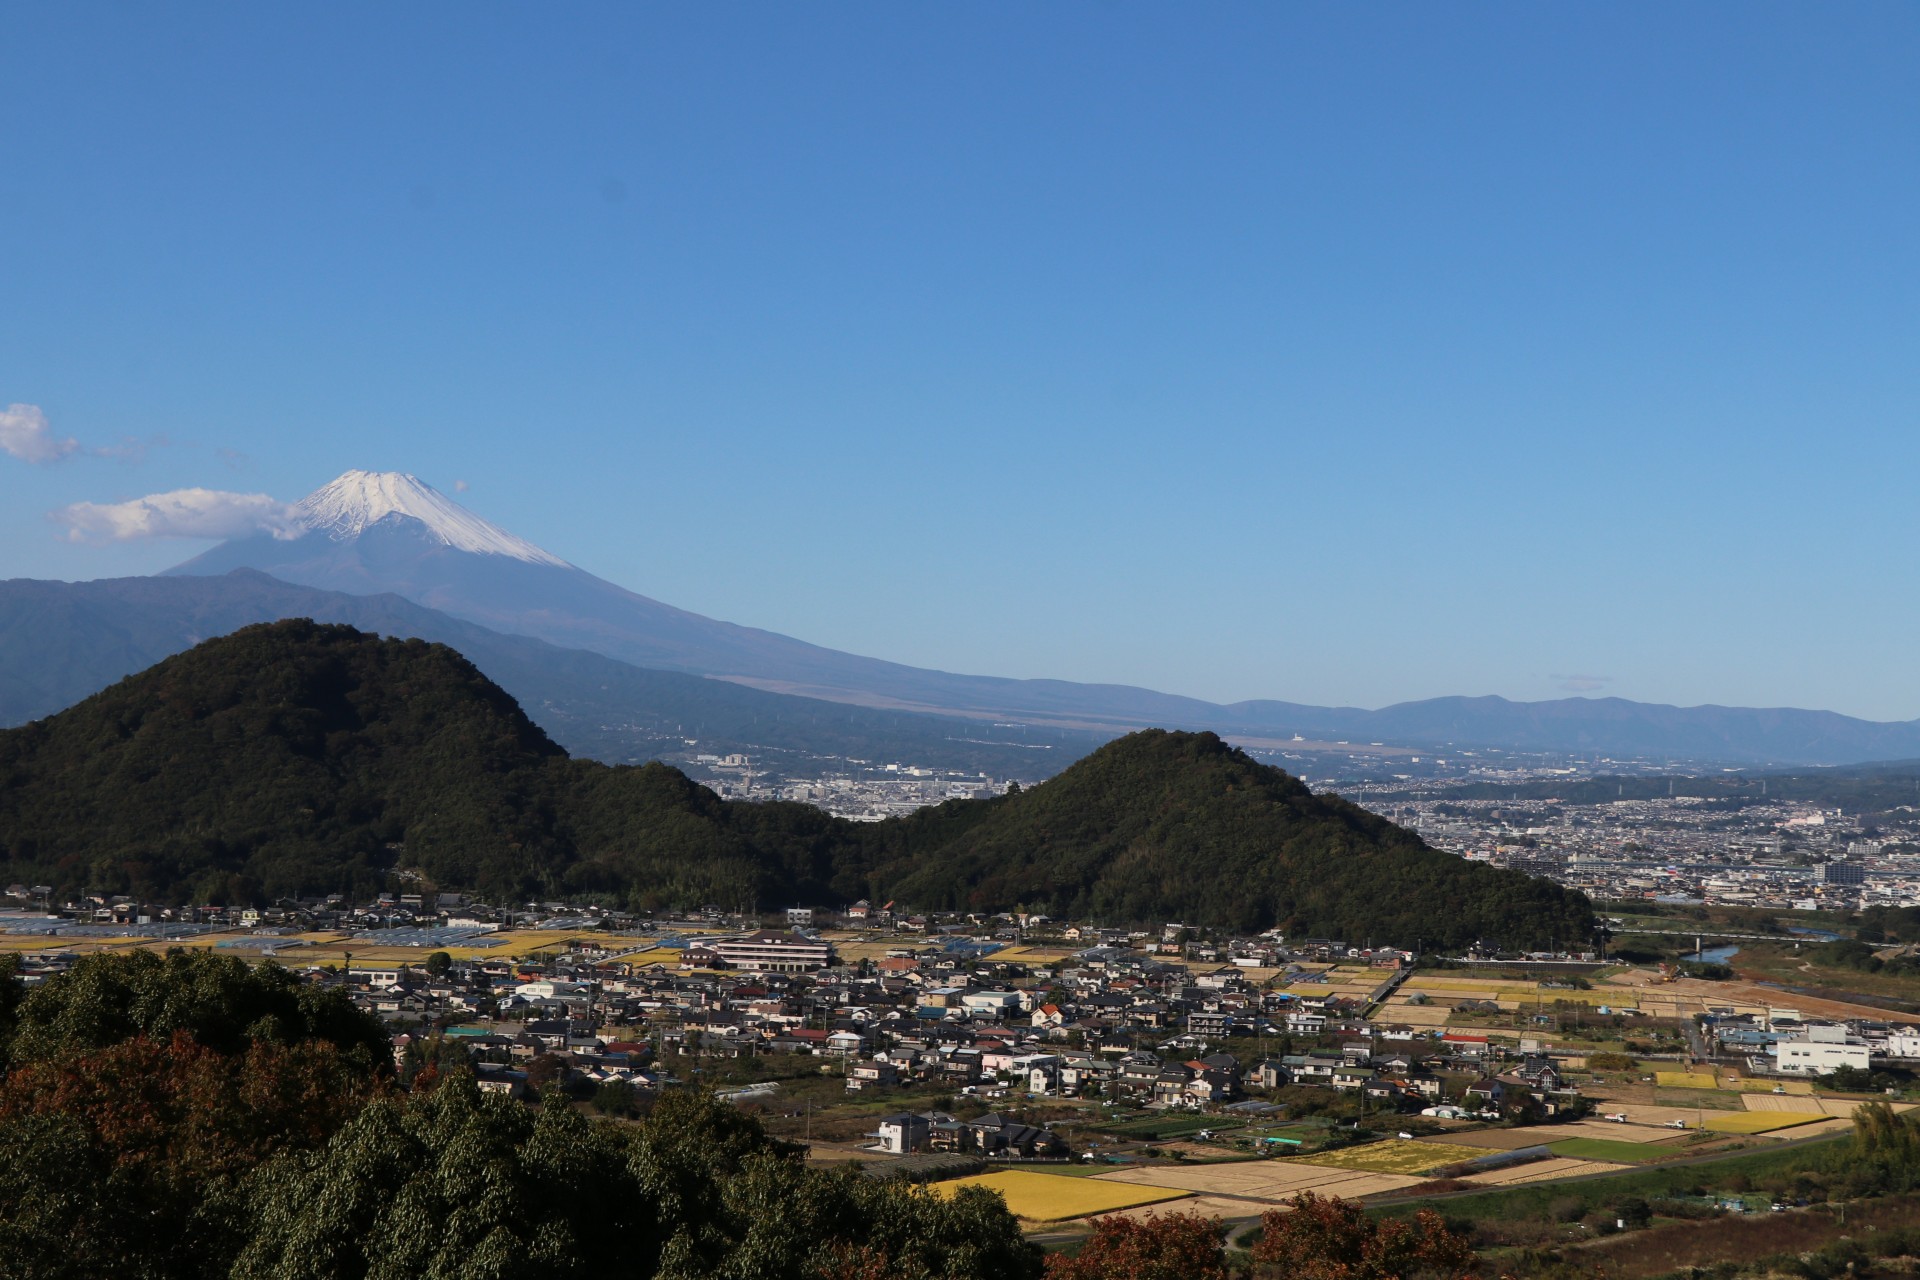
[1704,1111,1828,1135]
[1420,1129,1554,1151]
[1551,1119,1691,1144]
[1655,1071,1718,1090]
[931,1171,1189,1222]
[1092,1162,1421,1202]
[1075,1194,1269,1224]
[1740,1093,1827,1114]
[1655,1088,1746,1110]
[1098,1115,1225,1141]
[1546,1138,1670,1164]
[1723,1076,1814,1094]
[1816,1098,1913,1118]
[1461,1157,1629,1186]
[1294,1140,1486,1176]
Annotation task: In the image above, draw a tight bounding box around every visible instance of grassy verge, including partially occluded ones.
[1372,1134,1846,1224]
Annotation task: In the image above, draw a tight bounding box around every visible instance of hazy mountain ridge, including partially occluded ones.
[143,471,1920,766]
[0,571,1108,777]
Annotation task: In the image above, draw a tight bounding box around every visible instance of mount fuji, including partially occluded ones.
[159,471,1920,766]
[164,470,1227,729]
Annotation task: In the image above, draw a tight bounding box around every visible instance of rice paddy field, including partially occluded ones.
[1547,1138,1670,1163]
[1098,1114,1227,1140]
[1704,1111,1831,1134]
[1081,1194,1267,1224]
[1294,1140,1487,1176]
[931,1171,1190,1222]
[1655,1071,1719,1090]
[1093,1162,1423,1201]
[1552,1120,1692,1144]
[1654,1088,1746,1110]
[1460,1157,1629,1186]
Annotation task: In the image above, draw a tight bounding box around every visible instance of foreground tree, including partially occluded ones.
[236,1081,1042,1280]
[1250,1192,1476,1280]
[1045,1211,1227,1280]
[0,1033,380,1280]
[2,949,387,1070]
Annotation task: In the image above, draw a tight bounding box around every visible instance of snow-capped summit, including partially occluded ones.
[294,471,568,566]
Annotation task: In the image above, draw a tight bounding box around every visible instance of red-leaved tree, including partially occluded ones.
[1046,1210,1228,1280]
[1251,1191,1477,1280]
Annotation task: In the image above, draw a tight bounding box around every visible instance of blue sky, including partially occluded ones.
[3,5,1917,718]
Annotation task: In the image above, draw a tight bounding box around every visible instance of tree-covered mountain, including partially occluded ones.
[0,621,1591,944]
[0,570,1104,777]
[857,730,1592,943]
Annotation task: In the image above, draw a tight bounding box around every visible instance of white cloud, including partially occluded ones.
[52,488,304,543]
[1556,674,1614,693]
[0,403,79,464]
[454,479,470,492]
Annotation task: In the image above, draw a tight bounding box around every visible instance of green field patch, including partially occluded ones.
[1654,1088,1746,1110]
[1546,1137,1670,1163]
[1096,1114,1228,1140]
[1373,1131,1849,1224]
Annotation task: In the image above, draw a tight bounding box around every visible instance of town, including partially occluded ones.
[3,887,1916,1237]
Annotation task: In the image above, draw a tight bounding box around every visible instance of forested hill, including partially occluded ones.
[858,730,1592,941]
[0,621,1591,945]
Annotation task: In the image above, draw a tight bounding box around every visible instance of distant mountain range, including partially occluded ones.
[0,571,1107,777]
[11,468,1916,767]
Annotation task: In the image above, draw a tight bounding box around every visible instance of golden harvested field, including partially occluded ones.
[1078,1194,1267,1224]
[1432,1121,1688,1151]
[1655,1071,1719,1090]
[1462,1158,1628,1186]
[1724,1076,1814,1094]
[1576,1103,1704,1128]
[1740,1093,1827,1114]
[1703,1112,1825,1134]
[1093,1162,1421,1201]
[1753,1116,1853,1141]
[933,1171,1188,1222]
[1737,1097,1915,1120]
[618,949,686,968]
[1294,1140,1485,1176]
[984,946,1074,962]
[1552,1120,1691,1145]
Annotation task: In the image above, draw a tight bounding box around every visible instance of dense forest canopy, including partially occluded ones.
[0,950,1040,1280]
[0,621,1592,946]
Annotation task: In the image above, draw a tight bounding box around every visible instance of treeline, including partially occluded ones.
[0,949,1038,1280]
[0,621,1593,946]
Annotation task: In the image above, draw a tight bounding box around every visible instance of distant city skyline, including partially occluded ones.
[3,5,1917,720]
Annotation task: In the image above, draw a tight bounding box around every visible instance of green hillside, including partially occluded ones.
[861,730,1591,942]
[0,621,1591,944]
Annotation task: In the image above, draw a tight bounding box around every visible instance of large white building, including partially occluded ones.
[1772,1024,1870,1075]
[712,930,834,973]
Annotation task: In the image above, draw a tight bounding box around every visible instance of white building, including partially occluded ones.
[960,990,1023,1020]
[1773,1024,1870,1075]
[712,930,833,973]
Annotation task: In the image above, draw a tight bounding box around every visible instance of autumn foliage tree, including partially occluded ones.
[0,1033,382,1279]
[1250,1192,1477,1280]
[1045,1211,1228,1280]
